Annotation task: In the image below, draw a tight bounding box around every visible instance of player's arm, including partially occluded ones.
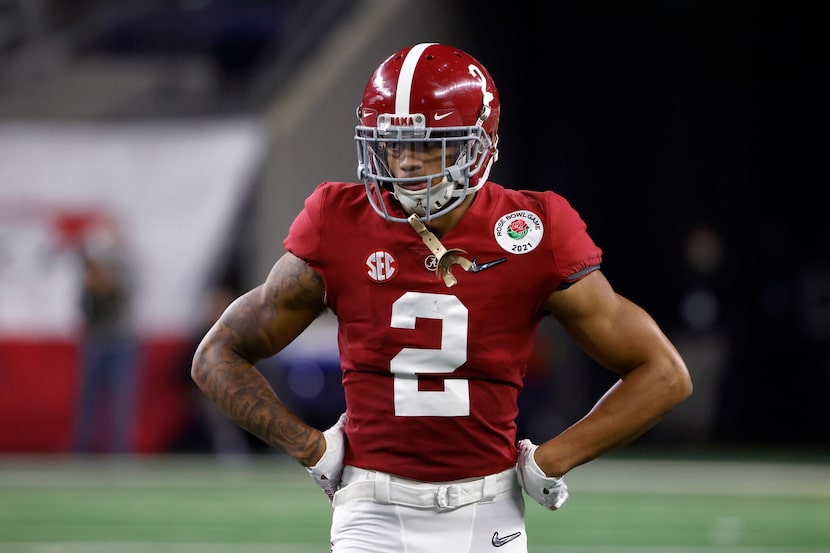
[191,251,329,467]
[536,269,693,477]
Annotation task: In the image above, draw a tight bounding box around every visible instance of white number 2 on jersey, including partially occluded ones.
[390,292,469,416]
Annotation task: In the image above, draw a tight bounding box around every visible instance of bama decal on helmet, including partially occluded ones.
[377,113,426,131]
[494,211,544,255]
[365,250,398,282]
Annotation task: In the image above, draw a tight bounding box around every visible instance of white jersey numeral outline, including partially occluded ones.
[389,292,470,416]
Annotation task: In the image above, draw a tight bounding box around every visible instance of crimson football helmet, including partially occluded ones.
[355,43,500,223]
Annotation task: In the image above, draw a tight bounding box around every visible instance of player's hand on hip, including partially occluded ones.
[516,438,569,510]
[306,412,348,502]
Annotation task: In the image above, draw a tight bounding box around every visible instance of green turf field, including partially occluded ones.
[1,453,828,552]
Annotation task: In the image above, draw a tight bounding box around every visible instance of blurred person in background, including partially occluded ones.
[514,324,557,444]
[192,43,692,552]
[72,217,141,454]
[178,283,252,460]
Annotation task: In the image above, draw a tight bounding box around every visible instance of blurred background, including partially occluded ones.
[0,0,828,458]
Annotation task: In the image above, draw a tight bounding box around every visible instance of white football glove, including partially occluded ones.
[516,438,569,510]
[306,412,348,502]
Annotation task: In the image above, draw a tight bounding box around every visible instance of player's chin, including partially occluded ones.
[395,181,428,191]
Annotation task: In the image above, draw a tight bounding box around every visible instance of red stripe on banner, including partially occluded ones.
[0,339,77,451]
[134,336,197,453]
[0,336,195,453]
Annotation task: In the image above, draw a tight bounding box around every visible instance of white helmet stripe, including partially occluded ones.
[395,43,437,114]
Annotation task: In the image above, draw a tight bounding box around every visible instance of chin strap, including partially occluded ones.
[408,214,472,288]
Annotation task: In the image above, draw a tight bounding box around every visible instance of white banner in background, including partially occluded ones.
[0,119,265,338]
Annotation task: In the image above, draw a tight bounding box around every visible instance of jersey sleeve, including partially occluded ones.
[543,191,603,285]
[282,182,329,269]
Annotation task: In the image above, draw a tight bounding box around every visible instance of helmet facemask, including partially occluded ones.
[356,120,494,223]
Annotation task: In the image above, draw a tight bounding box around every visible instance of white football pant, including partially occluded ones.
[330,466,528,552]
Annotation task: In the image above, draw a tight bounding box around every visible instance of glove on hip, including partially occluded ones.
[516,438,569,510]
[306,412,348,502]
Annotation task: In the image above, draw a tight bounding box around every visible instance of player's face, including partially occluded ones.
[386,141,459,189]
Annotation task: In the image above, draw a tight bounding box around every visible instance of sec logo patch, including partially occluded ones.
[365,250,398,282]
[494,210,544,254]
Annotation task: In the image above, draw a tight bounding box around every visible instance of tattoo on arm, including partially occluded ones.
[191,254,326,465]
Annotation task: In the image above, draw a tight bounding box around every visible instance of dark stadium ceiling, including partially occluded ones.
[0,0,354,119]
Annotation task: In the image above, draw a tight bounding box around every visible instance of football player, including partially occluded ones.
[192,42,692,552]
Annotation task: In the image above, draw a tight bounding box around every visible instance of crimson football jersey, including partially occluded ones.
[283,181,602,482]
